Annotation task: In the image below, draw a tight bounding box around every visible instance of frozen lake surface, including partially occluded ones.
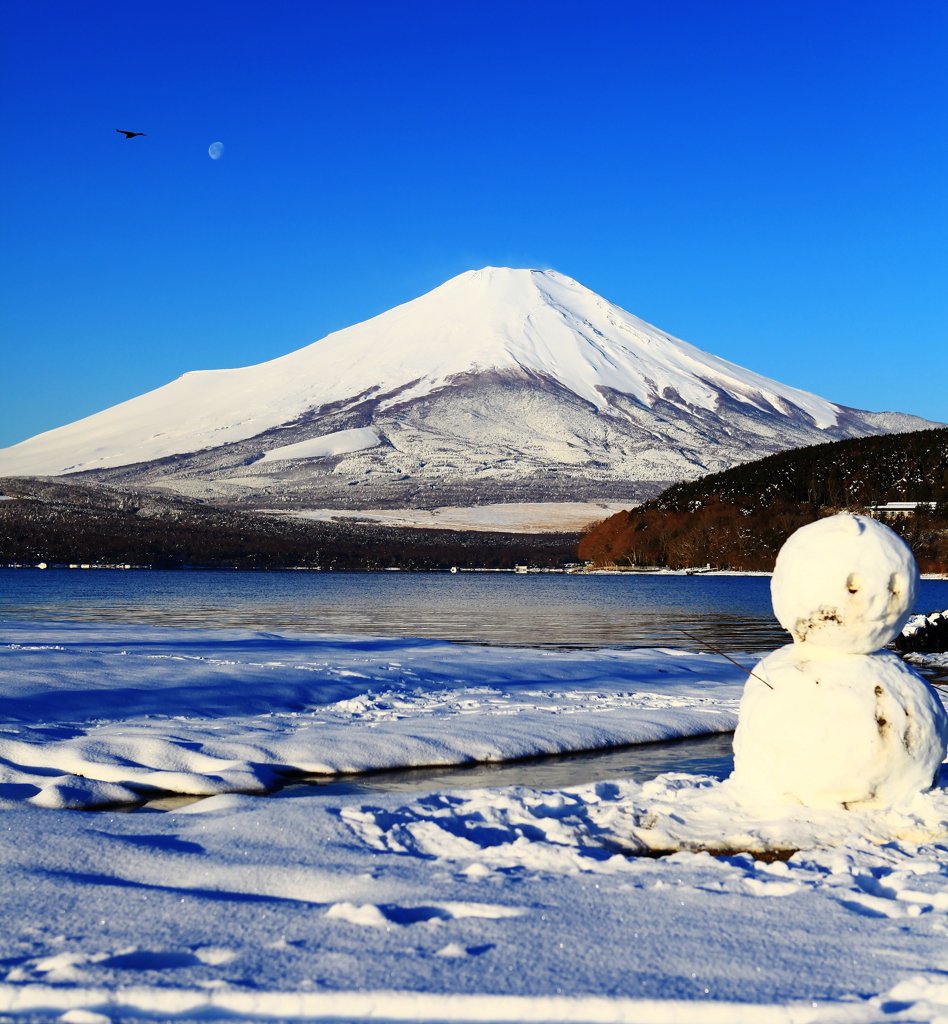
[4,569,947,651]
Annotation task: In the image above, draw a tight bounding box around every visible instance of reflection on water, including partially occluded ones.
[129,727,948,814]
[7,569,778,651]
[286,731,738,797]
[3,569,948,654]
[136,732,737,812]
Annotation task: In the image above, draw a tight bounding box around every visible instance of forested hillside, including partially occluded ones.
[0,478,577,570]
[579,428,948,572]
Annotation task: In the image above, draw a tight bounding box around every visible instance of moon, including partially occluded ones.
[208,142,224,160]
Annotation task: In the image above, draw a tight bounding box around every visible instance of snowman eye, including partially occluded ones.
[888,573,902,595]
[845,573,862,594]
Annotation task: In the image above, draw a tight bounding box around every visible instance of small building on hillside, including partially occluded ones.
[867,501,938,518]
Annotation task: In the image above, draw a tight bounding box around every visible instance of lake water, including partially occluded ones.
[4,569,946,806]
[2,568,947,652]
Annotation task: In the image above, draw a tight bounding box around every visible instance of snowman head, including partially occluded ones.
[771,514,919,654]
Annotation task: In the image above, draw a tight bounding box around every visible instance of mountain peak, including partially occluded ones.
[0,269,940,506]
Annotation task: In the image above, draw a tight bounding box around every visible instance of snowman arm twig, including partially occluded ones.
[678,631,774,689]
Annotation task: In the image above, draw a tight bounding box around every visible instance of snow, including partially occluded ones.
[3,618,948,1019]
[259,427,381,463]
[910,652,948,672]
[263,501,633,534]
[770,515,918,655]
[733,648,948,811]
[0,620,742,810]
[733,515,948,812]
[0,268,850,477]
[2,748,948,1019]
[333,772,948,863]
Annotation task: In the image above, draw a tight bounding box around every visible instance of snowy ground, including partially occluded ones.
[260,502,632,534]
[2,622,948,1022]
[0,621,743,810]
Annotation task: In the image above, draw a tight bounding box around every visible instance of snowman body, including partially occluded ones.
[730,514,948,811]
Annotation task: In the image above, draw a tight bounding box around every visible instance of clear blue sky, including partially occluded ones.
[1,0,946,449]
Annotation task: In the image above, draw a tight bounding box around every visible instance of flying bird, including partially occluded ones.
[116,129,146,139]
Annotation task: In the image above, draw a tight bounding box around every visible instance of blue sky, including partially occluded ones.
[1,0,946,448]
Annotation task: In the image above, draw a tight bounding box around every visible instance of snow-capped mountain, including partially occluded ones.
[0,268,939,507]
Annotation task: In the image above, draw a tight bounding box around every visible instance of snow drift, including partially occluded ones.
[0,620,742,810]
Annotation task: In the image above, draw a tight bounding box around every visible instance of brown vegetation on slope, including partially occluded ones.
[578,500,815,571]
[579,500,948,573]
[579,428,948,572]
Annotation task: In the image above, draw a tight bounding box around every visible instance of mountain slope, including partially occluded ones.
[0,268,939,507]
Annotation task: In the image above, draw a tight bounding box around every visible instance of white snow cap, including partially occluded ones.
[771,514,918,655]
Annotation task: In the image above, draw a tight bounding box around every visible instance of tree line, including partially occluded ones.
[0,478,578,570]
[579,428,948,572]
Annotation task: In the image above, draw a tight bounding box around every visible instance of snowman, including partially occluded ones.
[731,513,948,811]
